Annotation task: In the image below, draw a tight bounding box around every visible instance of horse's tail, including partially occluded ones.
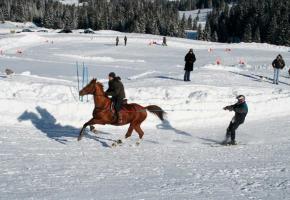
[145,105,166,121]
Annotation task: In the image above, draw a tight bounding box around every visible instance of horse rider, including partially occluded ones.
[105,72,126,123]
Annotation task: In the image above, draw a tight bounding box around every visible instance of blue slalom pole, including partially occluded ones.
[76,61,80,101]
[81,63,85,102]
[86,66,89,102]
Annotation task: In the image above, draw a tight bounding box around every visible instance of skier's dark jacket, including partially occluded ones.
[227,102,248,124]
[105,77,126,100]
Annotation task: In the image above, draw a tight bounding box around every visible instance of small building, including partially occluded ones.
[185,30,198,40]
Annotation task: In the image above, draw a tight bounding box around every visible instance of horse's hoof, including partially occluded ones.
[92,129,98,134]
[77,136,82,141]
[136,142,140,146]
[116,139,122,144]
[112,143,117,147]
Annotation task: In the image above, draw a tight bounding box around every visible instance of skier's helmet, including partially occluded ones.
[236,95,245,102]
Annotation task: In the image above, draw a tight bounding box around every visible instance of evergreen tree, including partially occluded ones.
[197,24,203,40]
[243,23,252,42]
[203,21,211,41]
[211,30,218,42]
[187,15,193,29]
[192,17,198,30]
[252,27,261,43]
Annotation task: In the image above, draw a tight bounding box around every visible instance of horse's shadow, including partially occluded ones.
[17,106,112,147]
[156,119,192,137]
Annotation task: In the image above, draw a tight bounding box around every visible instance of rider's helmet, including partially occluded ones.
[108,72,116,78]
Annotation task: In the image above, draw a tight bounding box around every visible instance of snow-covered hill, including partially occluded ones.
[179,8,212,28]
[1,29,290,199]
[55,0,79,5]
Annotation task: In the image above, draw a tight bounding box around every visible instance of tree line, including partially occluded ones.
[178,0,236,11]
[198,0,290,46]
[0,0,185,37]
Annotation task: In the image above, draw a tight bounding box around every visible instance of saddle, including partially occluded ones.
[110,99,128,113]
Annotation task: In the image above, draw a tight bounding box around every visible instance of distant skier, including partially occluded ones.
[272,54,285,85]
[124,36,127,46]
[223,95,248,145]
[162,36,167,46]
[184,48,196,81]
[116,36,119,46]
[105,72,126,124]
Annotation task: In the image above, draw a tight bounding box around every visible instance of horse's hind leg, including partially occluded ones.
[112,124,134,147]
[134,123,144,146]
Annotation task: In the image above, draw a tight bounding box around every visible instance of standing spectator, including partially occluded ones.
[124,36,127,46]
[162,36,167,46]
[272,54,285,85]
[184,48,196,81]
[116,36,119,46]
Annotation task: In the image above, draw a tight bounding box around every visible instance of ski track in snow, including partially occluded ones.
[0,26,290,199]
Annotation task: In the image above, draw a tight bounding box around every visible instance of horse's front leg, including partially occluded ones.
[78,118,103,141]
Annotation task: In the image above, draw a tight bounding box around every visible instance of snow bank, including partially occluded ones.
[1,73,290,131]
[56,54,146,63]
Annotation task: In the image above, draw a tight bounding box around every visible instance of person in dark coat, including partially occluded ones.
[116,36,119,46]
[272,54,285,84]
[223,95,248,145]
[162,36,167,46]
[184,48,196,81]
[105,72,126,123]
[124,36,127,46]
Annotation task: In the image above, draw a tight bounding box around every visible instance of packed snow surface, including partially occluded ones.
[1,25,290,199]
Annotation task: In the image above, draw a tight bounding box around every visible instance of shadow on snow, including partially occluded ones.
[156,119,192,137]
[18,106,113,147]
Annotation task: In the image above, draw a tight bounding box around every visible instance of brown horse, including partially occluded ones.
[78,79,165,146]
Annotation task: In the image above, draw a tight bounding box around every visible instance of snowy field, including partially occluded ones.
[1,24,290,199]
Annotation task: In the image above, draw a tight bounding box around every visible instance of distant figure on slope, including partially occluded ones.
[116,36,119,46]
[124,36,127,46]
[162,36,167,46]
[272,54,285,85]
[105,72,126,124]
[184,48,196,81]
[223,95,248,145]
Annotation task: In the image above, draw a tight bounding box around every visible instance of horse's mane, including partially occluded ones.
[96,81,107,96]
[96,82,104,91]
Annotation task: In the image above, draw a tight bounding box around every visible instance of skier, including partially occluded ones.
[124,36,127,46]
[162,36,167,46]
[105,72,126,124]
[222,95,248,145]
[184,48,196,81]
[116,36,119,46]
[272,54,285,84]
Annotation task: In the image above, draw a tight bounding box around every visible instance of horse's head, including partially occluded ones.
[79,78,97,96]
[79,78,105,96]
